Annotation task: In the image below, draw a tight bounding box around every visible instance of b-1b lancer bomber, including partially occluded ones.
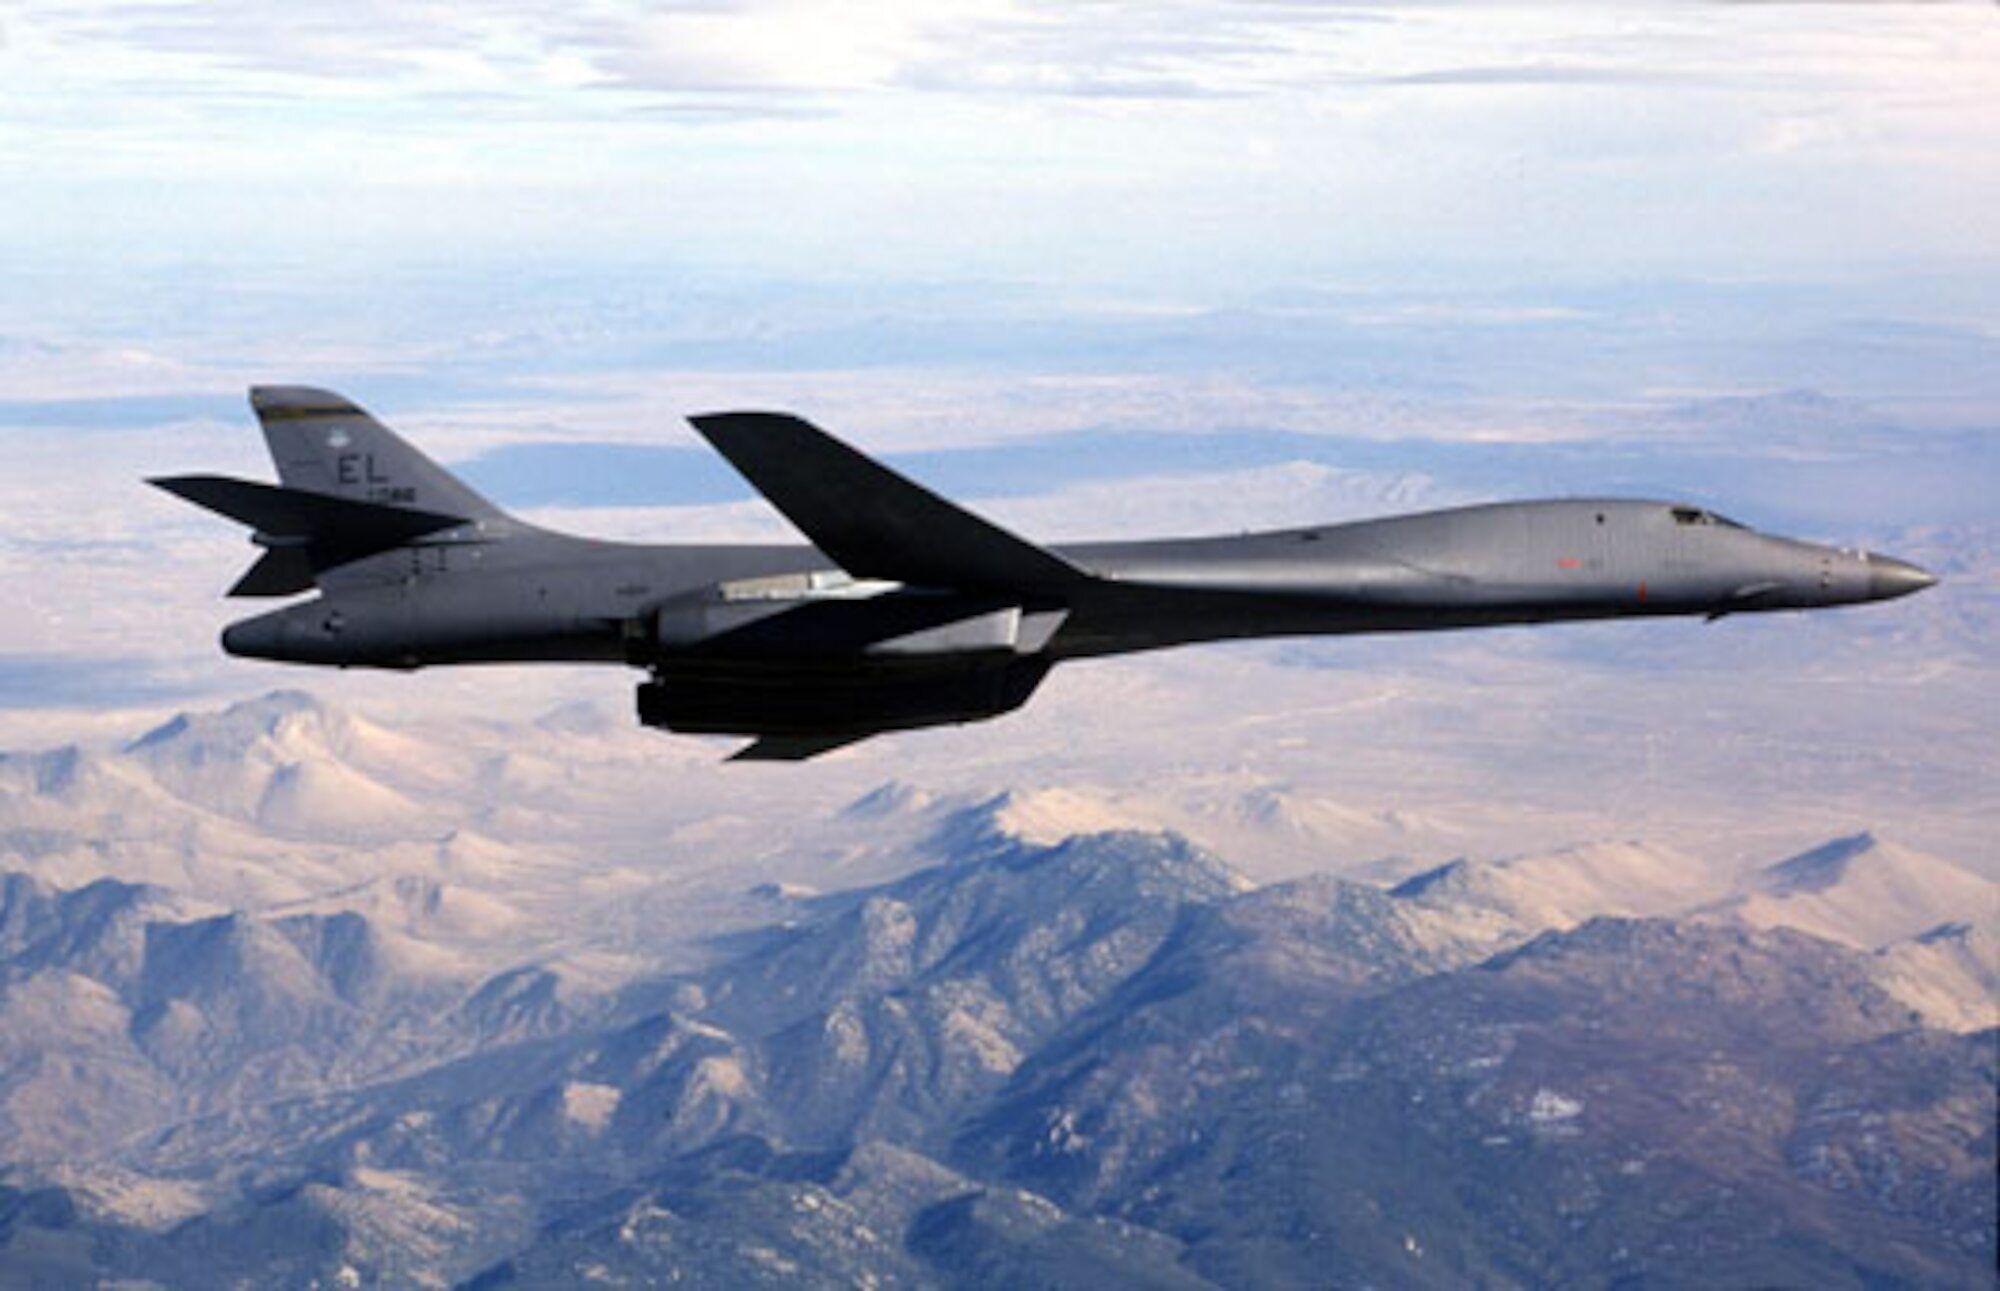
[154,387,1936,760]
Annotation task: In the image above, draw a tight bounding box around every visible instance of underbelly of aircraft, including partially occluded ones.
[635,653,1052,738]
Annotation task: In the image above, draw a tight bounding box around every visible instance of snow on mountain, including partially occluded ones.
[0,744,222,878]
[0,791,346,908]
[1233,785,1417,840]
[251,756,430,839]
[1388,839,1722,952]
[470,747,585,809]
[270,873,529,955]
[0,692,712,952]
[840,780,935,822]
[915,781,1473,885]
[1871,922,1999,1033]
[1171,785,1469,878]
[934,787,1152,853]
[1704,832,1997,951]
[128,691,435,783]
[0,695,472,905]
[1380,833,1997,1032]
[124,691,446,840]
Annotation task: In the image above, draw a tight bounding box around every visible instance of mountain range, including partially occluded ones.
[0,693,1991,1286]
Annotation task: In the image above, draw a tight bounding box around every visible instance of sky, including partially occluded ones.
[1,2,1995,472]
[0,2,1995,865]
[7,3,1999,307]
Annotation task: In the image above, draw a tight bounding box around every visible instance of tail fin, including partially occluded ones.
[151,387,505,597]
[250,386,504,522]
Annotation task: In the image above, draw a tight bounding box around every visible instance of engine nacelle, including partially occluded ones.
[635,654,1052,737]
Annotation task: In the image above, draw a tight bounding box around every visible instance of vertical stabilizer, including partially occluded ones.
[249,386,504,522]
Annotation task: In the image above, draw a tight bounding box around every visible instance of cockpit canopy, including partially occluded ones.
[1670,505,1745,530]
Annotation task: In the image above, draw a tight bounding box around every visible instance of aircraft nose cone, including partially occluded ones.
[1867,555,1937,601]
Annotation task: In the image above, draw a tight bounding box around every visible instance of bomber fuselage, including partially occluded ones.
[217,496,1931,670]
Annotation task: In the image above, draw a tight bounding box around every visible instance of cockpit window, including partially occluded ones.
[1671,506,1744,529]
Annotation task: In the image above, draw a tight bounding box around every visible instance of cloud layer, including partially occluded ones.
[5,2,1996,291]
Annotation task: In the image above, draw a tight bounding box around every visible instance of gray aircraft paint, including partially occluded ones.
[154,387,1935,760]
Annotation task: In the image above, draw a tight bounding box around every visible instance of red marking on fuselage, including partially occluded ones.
[1557,557,1581,570]
[1637,581,1648,602]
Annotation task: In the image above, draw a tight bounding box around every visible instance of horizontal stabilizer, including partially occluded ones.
[149,474,470,595]
[728,733,872,762]
[688,412,1087,593]
[227,547,317,598]
[151,474,466,540]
